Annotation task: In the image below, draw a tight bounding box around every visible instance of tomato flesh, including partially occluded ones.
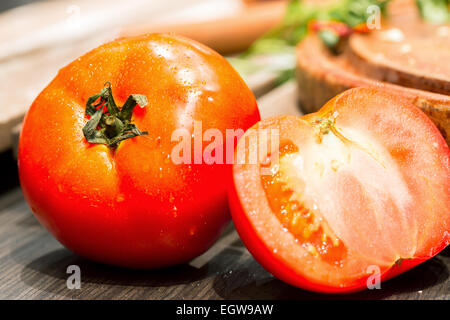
[261,142,347,266]
[230,87,450,293]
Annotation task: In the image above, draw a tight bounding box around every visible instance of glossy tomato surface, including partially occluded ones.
[230,87,449,293]
[19,33,260,268]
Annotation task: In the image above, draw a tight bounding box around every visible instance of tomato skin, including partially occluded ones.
[230,88,449,293]
[230,183,429,293]
[228,180,353,294]
[18,34,260,268]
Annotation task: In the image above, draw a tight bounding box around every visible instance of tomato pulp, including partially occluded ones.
[230,87,449,293]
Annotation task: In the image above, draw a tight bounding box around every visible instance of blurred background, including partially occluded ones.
[0,0,291,192]
[0,0,449,182]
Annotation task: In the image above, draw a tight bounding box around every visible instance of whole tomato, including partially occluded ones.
[19,34,260,268]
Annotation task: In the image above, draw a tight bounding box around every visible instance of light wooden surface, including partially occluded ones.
[0,83,449,300]
[0,0,216,152]
[0,0,283,152]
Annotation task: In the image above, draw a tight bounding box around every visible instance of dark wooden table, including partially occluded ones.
[0,83,449,300]
[0,183,449,300]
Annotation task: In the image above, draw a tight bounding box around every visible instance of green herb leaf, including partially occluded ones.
[319,30,340,49]
[416,0,450,23]
[230,0,390,84]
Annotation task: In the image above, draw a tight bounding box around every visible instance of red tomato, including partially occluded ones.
[19,34,260,268]
[230,87,449,293]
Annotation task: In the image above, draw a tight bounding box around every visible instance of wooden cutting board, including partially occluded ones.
[0,82,448,300]
[0,0,212,151]
[348,23,450,95]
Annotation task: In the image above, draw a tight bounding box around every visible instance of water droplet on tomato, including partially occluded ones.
[116,193,125,202]
[172,205,178,218]
[189,226,197,236]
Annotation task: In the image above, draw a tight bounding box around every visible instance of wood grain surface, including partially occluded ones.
[0,83,449,300]
[0,0,281,152]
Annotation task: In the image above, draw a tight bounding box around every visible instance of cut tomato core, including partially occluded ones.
[261,141,347,266]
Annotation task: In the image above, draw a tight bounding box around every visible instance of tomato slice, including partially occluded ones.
[230,87,450,293]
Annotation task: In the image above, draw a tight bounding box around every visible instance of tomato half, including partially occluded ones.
[19,33,260,268]
[230,87,449,293]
